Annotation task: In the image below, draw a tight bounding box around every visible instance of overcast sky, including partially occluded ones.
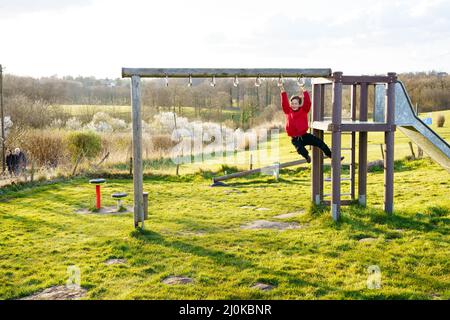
[1,0,449,78]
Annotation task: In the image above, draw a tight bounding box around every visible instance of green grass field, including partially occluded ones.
[0,159,448,300]
[0,110,448,300]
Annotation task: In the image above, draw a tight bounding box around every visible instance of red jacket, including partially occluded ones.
[281,91,311,137]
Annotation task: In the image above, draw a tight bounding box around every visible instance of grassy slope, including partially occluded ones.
[0,157,448,300]
[0,110,448,300]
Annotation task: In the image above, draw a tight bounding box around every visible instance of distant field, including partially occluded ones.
[57,104,241,122]
[59,104,130,115]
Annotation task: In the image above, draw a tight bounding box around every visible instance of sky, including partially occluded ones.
[1,0,449,79]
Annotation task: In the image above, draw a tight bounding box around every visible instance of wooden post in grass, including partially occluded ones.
[173,113,180,176]
[143,192,149,220]
[358,82,368,207]
[384,72,397,214]
[131,75,144,229]
[311,83,323,205]
[380,144,385,161]
[330,71,343,221]
[129,157,133,176]
[408,142,416,160]
[72,154,83,176]
[30,160,35,182]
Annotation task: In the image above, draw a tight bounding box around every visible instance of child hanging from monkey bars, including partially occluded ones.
[279,80,343,163]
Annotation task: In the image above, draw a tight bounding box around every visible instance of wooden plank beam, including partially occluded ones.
[341,75,391,84]
[311,77,333,84]
[122,68,332,78]
[212,159,307,184]
[311,121,394,132]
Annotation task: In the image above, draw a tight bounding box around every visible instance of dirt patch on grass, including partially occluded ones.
[75,206,132,215]
[273,210,305,219]
[178,231,208,236]
[105,258,127,265]
[162,276,193,285]
[223,189,242,194]
[358,237,379,243]
[20,285,87,300]
[251,282,275,291]
[240,220,302,230]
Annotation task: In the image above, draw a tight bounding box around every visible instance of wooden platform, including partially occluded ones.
[311,120,395,132]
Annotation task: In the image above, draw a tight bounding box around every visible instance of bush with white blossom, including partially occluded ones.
[66,117,83,130]
[2,116,13,138]
[65,112,129,133]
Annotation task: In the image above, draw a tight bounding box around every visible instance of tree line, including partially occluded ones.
[2,71,449,129]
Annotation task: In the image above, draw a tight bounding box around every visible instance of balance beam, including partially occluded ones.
[211,159,307,186]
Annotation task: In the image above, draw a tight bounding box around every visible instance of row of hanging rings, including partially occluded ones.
[163,74,306,88]
[277,75,305,87]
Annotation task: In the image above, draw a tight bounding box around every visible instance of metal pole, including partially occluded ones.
[0,64,5,173]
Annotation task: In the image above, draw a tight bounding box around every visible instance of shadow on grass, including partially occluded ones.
[366,158,435,174]
[131,229,254,269]
[130,228,338,295]
[220,176,300,188]
[0,212,68,233]
[334,204,449,237]
[170,217,224,233]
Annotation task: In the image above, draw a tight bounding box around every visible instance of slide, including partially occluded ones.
[394,81,450,172]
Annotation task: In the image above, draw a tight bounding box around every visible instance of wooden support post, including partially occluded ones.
[408,142,415,159]
[212,159,306,185]
[131,75,144,229]
[418,147,423,158]
[319,85,325,200]
[30,160,35,183]
[384,72,396,214]
[311,84,322,204]
[358,83,368,207]
[350,84,357,200]
[331,72,343,221]
[129,157,133,176]
[143,192,149,220]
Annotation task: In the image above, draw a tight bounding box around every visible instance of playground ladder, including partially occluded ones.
[322,131,356,202]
